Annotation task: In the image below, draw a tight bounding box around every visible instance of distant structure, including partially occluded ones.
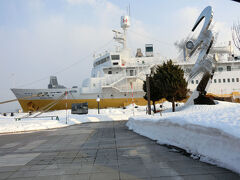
[48,76,66,89]
[135,48,143,57]
[232,22,240,51]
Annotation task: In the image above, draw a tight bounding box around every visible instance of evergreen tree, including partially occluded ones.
[154,60,188,112]
[143,74,163,113]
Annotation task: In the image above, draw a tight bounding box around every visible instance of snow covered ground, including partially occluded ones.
[0,103,151,134]
[127,101,240,174]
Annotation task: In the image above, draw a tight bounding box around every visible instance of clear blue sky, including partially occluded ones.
[0,0,239,112]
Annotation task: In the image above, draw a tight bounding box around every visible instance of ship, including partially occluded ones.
[11,16,240,112]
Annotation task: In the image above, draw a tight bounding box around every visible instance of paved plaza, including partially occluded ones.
[0,121,239,180]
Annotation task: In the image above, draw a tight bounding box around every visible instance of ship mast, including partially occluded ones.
[113,16,130,51]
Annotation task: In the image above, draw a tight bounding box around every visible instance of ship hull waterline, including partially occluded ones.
[18,97,152,112]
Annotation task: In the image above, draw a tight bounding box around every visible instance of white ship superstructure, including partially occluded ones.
[180,41,240,98]
[11,15,240,112]
[11,16,163,112]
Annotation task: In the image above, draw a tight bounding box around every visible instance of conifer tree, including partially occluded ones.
[154,60,188,112]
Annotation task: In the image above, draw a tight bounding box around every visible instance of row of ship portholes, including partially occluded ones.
[191,77,240,84]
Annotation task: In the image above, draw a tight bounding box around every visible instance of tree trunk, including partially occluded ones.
[172,97,175,112]
[153,101,156,113]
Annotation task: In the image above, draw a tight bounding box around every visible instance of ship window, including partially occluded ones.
[218,67,223,72]
[111,55,120,60]
[130,70,135,76]
[196,80,199,84]
[218,79,221,83]
[146,46,153,52]
[227,66,231,71]
[237,78,239,82]
[70,90,77,93]
[191,80,194,84]
[227,78,230,83]
[223,79,226,83]
[108,71,112,74]
[94,56,109,67]
[232,78,235,82]
[113,62,118,65]
[214,79,217,83]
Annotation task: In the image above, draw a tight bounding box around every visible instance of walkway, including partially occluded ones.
[0,121,239,180]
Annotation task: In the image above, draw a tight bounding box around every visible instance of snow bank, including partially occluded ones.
[0,104,147,134]
[127,101,240,174]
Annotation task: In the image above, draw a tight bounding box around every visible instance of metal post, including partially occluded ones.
[97,95,100,114]
[98,101,100,114]
[130,82,135,116]
[65,91,68,124]
[146,74,151,115]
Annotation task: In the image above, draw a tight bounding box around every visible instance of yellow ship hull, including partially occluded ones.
[18,97,149,112]
[17,92,240,112]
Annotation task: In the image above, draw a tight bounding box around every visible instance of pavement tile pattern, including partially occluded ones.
[0,121,239,180]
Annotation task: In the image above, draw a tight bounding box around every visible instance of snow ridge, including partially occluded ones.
[127,101,240,174]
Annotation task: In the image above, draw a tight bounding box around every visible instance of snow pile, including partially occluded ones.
[0,103,149,134]
[127,101,240,174]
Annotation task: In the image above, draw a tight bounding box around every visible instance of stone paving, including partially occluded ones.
[0,121,239,180]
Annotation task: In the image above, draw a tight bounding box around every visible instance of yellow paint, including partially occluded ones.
[207,93,230,98]
[18,98,149,112]
[232,92,240,96]
[207,92,240,98]
[18,92,239,112]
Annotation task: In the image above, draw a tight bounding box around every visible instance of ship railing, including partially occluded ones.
[125,58,162,67]
[102,74,124,86]
[102,74,144,87]
[102,82,143,93]
[117,85,143,92]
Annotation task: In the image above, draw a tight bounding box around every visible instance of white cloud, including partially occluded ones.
[173,6,201,38]
[212,21,232,45]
